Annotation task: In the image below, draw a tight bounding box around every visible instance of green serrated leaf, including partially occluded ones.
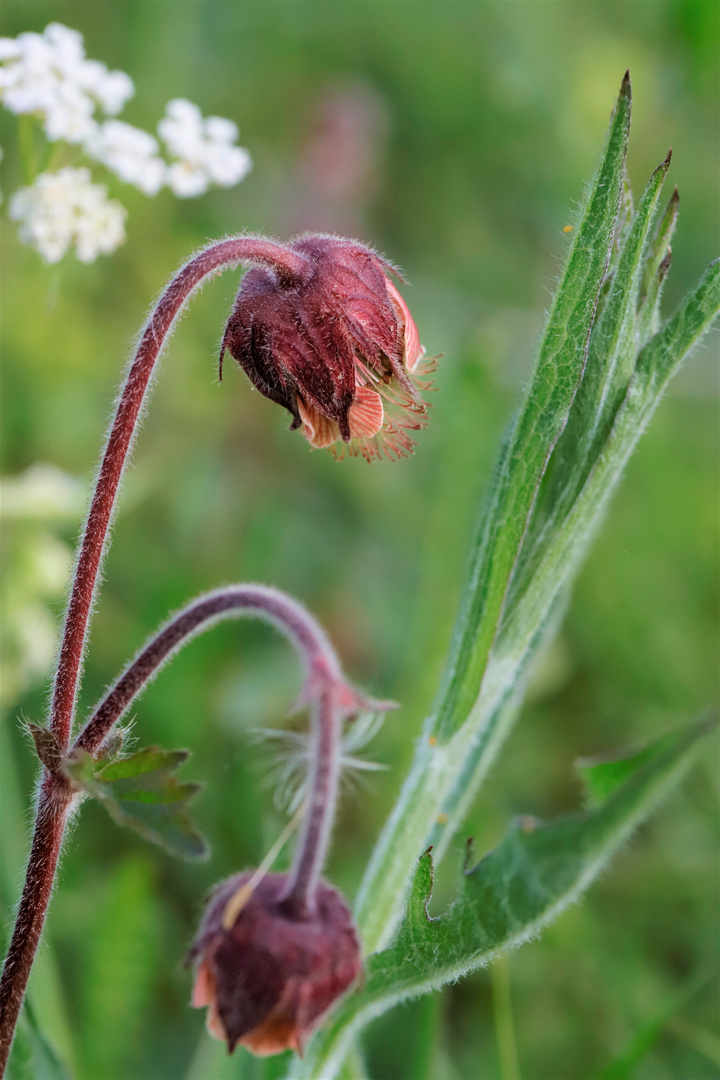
[578,715,716,805]
[356,76,633,953]
[431,74,631,742]
[64,746,208,860]
[294,715,716,1080]
[352,99,719,971]
[95,745,190,781]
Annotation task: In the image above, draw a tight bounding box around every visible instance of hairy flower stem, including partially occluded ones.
[0,782,71,1075]
[51,237,309,753]
[0,241,311,1074]
[76,586,344,754]
[74,585,361,915]
[283,690,341,916]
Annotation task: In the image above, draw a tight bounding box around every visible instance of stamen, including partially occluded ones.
[221,802,306,930]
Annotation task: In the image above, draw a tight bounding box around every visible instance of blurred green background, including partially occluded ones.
[1,2,718,1078]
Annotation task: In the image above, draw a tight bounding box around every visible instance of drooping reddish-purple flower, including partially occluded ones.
[220,234,430,461]
[189,871,362,1056]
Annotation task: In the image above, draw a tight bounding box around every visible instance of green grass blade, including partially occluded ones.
[594,972,710,1080]
[5,1000,73,1080]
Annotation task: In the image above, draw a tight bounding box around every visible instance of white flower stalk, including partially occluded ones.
[159,98,252,197]
[0,23,134,144]
[84,120,165,195]
[9,167,126,263]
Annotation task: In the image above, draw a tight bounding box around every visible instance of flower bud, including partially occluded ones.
[189,871,362,1056]
[220,234,430,460]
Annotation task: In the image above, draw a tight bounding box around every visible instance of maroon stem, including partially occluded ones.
[50,237,308,753]
[282,689,342,916]
[0,779,72,1074]
[0,240,310,1074]
[73,586,351,914]
[75,585,345,756]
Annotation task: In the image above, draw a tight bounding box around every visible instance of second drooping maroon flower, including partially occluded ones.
[189,871,362,1055]
[220,234,430,460]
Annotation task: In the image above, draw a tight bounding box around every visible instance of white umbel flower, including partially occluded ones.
[84,120,165,196]
[9,167,127,263]
[0,22,134,144]
[159,98,252,197]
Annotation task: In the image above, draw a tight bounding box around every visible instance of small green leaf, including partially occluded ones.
[577,744,665,805]
[64,746,208,860]
[295,715,715,1080]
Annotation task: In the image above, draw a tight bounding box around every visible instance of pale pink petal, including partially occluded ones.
[191,962,214,1008]
[206,1002,228,1042]
[386,281,424,371]
[297,397,340,448]
[348,386,384,438]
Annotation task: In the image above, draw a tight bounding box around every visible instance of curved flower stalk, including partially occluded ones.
[0,582,391,1070]
[75,585,390,1055]
[0,233,416,1072]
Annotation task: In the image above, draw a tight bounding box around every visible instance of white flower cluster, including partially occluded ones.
[84,119,165,196]
[0,23,252,262]
[0,23,133,144]
[159,99,252,197]
[9,167,126,263]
